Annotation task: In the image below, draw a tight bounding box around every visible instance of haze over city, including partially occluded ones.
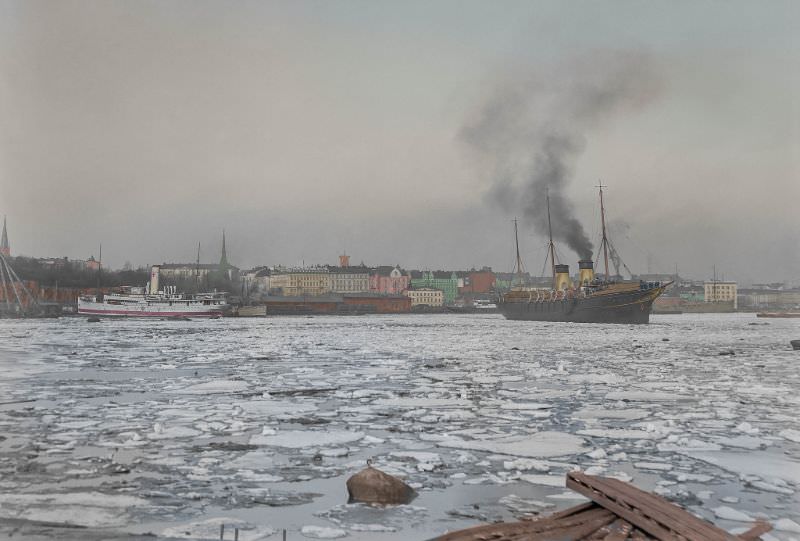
[0,0,797,284]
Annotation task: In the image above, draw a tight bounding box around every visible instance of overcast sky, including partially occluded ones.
[1,1,797,284]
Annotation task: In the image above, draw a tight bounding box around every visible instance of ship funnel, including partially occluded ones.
[149,265,161,294]
[578,260,594,285]
[554,264,571,290]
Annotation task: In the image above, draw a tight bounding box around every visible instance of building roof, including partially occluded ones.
[160,263,221,270]
[271,266,330,274]
[410,270,460,280]
[327,265,371,274]
[373,265,407,277]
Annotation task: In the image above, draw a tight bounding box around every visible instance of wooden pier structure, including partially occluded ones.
[433,472,771,541]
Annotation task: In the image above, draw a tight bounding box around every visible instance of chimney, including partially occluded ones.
[554,264,571,290]
[149,265,161,294]
[339,254,350,267]
[578,260,594,286]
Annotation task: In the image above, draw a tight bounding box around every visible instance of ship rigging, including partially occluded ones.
[497,185,670,324]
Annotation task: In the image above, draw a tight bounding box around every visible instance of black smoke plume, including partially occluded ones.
[461,51,661,261]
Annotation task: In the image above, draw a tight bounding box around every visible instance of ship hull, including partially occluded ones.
[498,285,666,324]
[78,299,225,318]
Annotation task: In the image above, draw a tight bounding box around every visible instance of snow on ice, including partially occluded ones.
[1,313,798,540]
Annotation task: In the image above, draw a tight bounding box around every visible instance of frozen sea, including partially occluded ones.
[1,313,799,540]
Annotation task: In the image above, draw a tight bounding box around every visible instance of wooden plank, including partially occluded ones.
[522,508,616,534]
[566,474,679,540]
[595,476,733,540]
[737,521,772,540]
[432,506,608,541]
[575,473,733,540]
[547,502,598,521]
[630,529,655,541]
[598,519,634,541]
[521,511,616,540]
[567,472,738,541]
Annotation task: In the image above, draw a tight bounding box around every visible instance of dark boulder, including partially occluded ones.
[346,464,416,505]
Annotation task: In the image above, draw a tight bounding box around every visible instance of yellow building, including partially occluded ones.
[704,281,737,309]
[404,288,444,307]
[270,267,331,296]
[329,266,370,293]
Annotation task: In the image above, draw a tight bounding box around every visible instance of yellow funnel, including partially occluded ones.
[578,260,594,285]
[554,264,571,290]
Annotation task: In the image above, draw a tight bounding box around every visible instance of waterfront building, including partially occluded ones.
[704,280,738,309]
[738,288,800,310]
[242,267,272,295]
[83,256,101,271]
[460,268,496,294]
[270,267,331,296]
[370,265,410,295]
[410,271,459,304]
[159,263,220,281]
[494,271,534,291]
[328,265,370,293]
[404,288,444,307]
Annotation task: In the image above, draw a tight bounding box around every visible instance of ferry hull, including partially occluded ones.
[77,300,224,318]
[498,285,666,324]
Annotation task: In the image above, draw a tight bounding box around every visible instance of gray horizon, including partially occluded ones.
[1,1,798,285]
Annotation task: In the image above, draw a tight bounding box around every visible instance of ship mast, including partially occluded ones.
[195,242,201,292]
[546,190,557,289]
[598,182,610,282]
[513,217,525,286]
[96,243,102,299]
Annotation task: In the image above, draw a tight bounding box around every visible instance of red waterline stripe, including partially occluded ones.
[78,308,222,317]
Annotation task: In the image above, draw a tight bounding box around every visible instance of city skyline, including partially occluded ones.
[1,1,797,284]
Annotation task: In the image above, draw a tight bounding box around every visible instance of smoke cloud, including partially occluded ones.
[461,51,661,261]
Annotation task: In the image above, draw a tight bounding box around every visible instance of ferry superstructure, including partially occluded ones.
[78,265,227,318]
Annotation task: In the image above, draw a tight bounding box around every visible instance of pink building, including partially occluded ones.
[370,266,410,295]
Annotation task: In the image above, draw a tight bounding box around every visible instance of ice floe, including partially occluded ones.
[161,517,276,540]
[301,525,348,538]
[249,429,365,448]
[438,431,585,458]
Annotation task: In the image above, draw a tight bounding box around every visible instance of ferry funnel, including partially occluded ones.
[554,264,571,290]
[149,265,161,294]
[578,260,594,285]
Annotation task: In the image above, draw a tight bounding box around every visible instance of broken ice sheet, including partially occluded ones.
[437,432,585,458]
[161,517,275,540]
[0,492,149,528]
[3,314,800,539]
[684,450,800,485]
[249,429,365,448]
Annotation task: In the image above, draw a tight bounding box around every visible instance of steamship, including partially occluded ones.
[77,265,227,318]
[498,186,670,324]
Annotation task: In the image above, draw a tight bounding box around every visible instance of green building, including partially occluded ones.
[410,271,459,304]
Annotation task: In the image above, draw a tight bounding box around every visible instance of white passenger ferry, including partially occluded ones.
[78,265,227,318]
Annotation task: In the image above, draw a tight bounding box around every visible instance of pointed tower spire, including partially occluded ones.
[219,230,228,268]
[0,216,10,257]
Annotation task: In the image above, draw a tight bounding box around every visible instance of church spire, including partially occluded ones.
[219,229,228,268]
[0,216,9,257]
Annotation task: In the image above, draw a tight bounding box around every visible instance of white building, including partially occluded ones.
[404,288,444,307]
[704,281,738,309]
